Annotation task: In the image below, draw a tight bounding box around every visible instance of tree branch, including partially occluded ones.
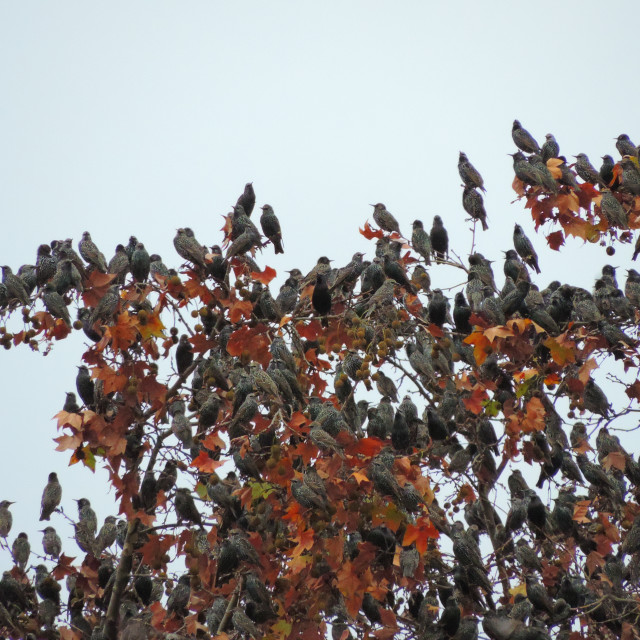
[105,518,139,640]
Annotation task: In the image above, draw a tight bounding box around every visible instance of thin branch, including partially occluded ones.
[105,518,139,640]
[217,575,244,634]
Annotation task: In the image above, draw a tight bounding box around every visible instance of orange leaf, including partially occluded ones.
[462,385,488,415]
[359,222,384,240]
[484,325,513,342]
[202,432,226,450]
[543,336,576,366]
[54,432,83,452]
[572,500,591,524]
[347,437,386,458]
[251,266,277,286]
[602,451,626,472]
[190,451,224,473]
[546,230,565,251]
[228,300,254,323]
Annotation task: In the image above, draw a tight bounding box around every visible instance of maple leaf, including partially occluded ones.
[359,222,384,240]
[54,432,84,452]
[190,451,224,473]
[228,300,254,323]
[250,266,277,285]
[572,500,591,524]
[138,311,166,340]
[546,230,565,251]
[602,451,626,472]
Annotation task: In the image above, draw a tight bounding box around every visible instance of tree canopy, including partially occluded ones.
[1,123,640,640]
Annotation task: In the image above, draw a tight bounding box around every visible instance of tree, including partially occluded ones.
[0,125,640,640]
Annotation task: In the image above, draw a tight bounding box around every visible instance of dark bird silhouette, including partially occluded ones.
[458,152,486,192]
[512,119,540,154]
[513,224,540,274]
[236,182,256,216]
[311,273,332,317]
[40,472,62,521]
[430,215,449,260]
[260,204,284,254]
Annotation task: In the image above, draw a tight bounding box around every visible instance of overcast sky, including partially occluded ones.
[0,2,638,570]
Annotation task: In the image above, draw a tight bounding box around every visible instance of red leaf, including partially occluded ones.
[359,222,384,240]
[546,230,565,251]
[190,451,224,473]
[250,266,277,285]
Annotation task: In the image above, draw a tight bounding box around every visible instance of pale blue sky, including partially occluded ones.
[0,2,638,568]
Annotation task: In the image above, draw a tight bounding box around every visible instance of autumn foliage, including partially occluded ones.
[2,132,640,640]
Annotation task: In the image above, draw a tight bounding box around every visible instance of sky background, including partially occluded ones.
[0,2,638,572]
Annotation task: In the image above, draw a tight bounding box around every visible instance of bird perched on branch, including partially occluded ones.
[512,119,540,154]
[371,203,401,235]
[260,205,284,254]
[513,224,540,274]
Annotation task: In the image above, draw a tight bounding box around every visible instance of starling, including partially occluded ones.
[440,596,461,636]
[368,458,402,500]
[574,153,601,185]
[171,412,193,448]
[89,284,120,325]
[75,365,95,408]
[149,253,169,278]
[512,119,540,154]
[411,220,432,264]
[462,187,488,230]
[391,408,411,450]
[620,514,640,557]
[309,426,344,458]
[616,133,637,158]
[374,371,398,402]
[39,472,62,521]
[541,133,559,163]
[427,407,448,441]
[232,607,261,638]
[529,153,559,193]
[510,151,542,187]
[291,478,326,510]
[597,188,628,229]
[583,378,611,417]
[11,532,30,571]
[452,292,472,335]
[360,258,386,293]
[508,469,530,498]
[130,242,150,282]
[525,576,553,614]
[206,597,229,634]
[157,460,178,493]
[513,224,540,274]
[78,231,108,272]
[259,204,284,254]
[41,526,61,559]
[469,252,496,290]
[412,264,431,292]
[35,244,58,287]
[301,255,333,287]
[382,254,417,294]
[167,574,191,616]
[362,592,382,624]
[371,203,401,234]
[1,265,30,305]
[236,182,256,216]
[311,272,332,316]
[63,391,81,413]
[430,215,449,260]
[400,547,420,578]
[94,515,117,554]
[458,152,486,192]
[501,280,530,316]
[42,283,71,325]
[620,156,640,195]
[173,228,206,268]
[76,498,98,535]
[175,334,194,376]
[526,493,547,535]
[428,289,449,326]
[556,155,582,190]
[35,564,61,606]
[600,154,616,188]
[0,570,27,609]
[175,488,204,528]
[503,249,529,284]
[107,244,130,283]
[330,252,365,292]
[276,277,300,314]
[626,268,640,304]
[226,227,261,259]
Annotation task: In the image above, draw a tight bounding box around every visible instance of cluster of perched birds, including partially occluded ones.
[0,124,639,640]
